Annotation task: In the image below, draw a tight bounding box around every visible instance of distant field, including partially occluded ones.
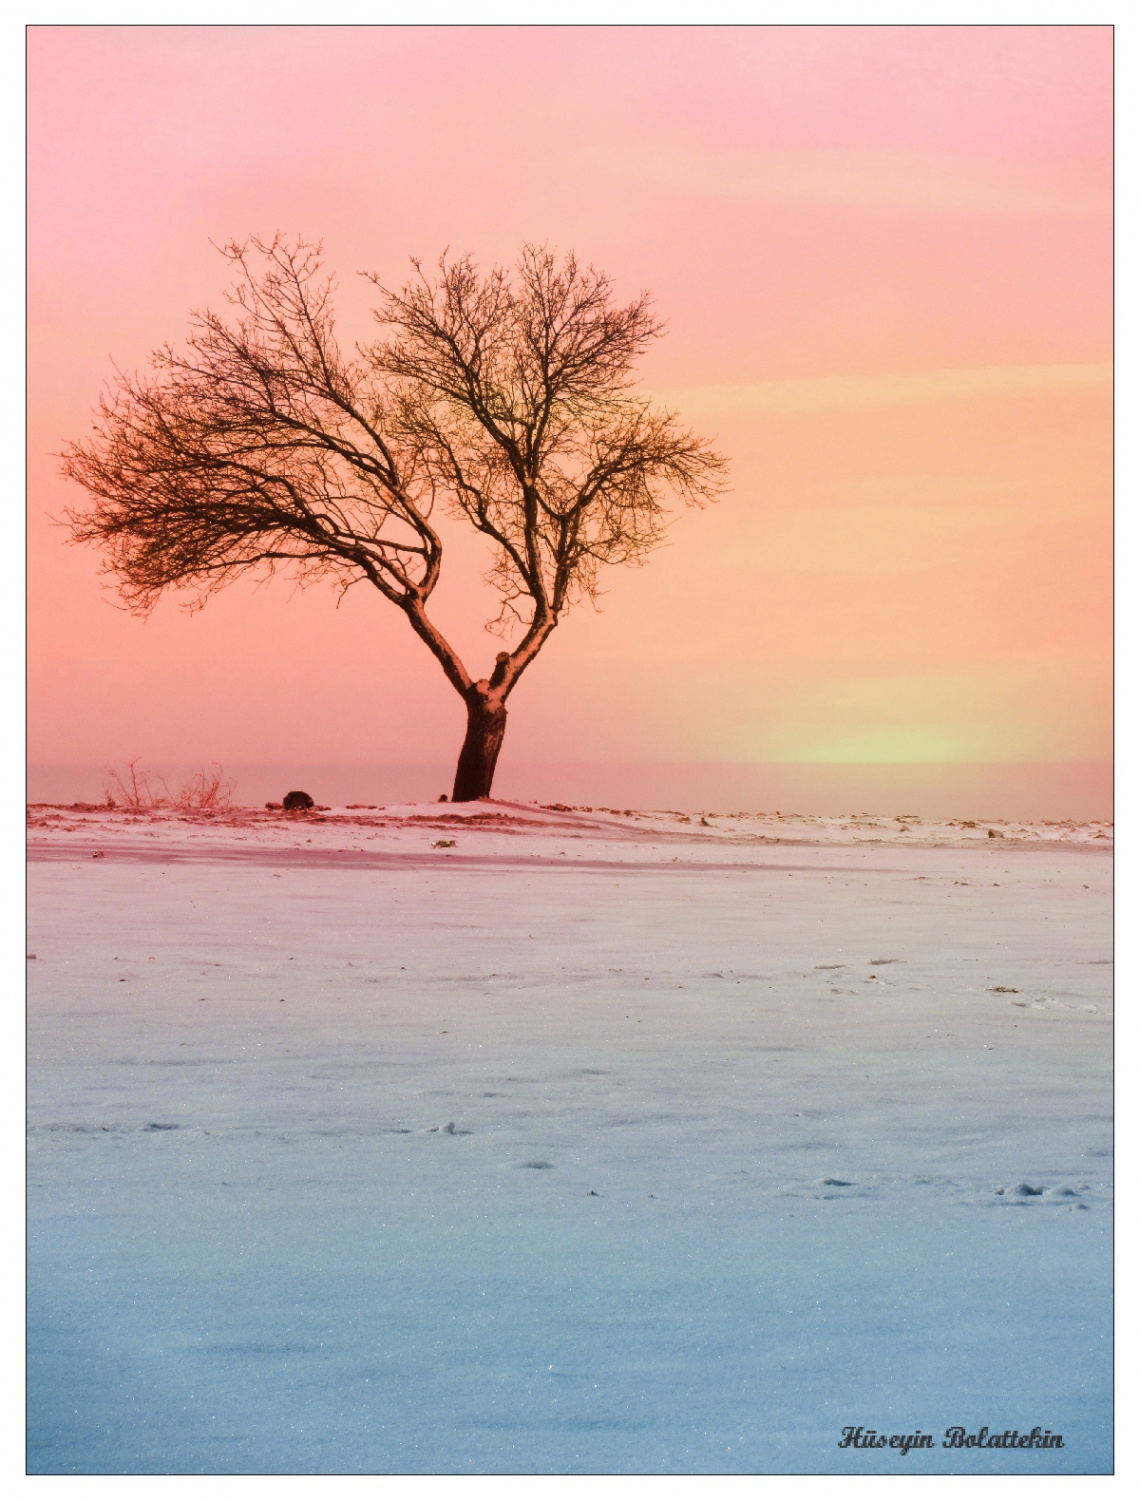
[27,760,1114,823]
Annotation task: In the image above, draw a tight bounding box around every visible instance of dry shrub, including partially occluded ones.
[174,766,235,812]
[104,758,235,812]
[103,758,161,809]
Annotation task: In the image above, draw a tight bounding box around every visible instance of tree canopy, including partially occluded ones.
[63,237,727,799]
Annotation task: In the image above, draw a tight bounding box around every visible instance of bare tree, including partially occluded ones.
[61,238,727,801]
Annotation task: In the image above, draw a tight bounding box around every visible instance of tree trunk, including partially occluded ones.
[451,687,508,802]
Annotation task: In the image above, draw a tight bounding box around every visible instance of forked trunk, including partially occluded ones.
[451,688,508,802]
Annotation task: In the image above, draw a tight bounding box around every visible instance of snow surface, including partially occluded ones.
[27,801,1112,1474]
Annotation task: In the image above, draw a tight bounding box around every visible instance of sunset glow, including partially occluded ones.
[28,26,1112,775]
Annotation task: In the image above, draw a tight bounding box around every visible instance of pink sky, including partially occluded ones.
[27,26,1112,770]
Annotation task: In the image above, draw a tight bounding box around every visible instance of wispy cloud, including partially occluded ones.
[655,363,1112,417]
[585,146,1110,217]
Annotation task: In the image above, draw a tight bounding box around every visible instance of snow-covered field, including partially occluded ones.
[27,801,1113,1474]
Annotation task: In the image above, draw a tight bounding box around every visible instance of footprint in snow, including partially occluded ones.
[995,1185,1089,1210]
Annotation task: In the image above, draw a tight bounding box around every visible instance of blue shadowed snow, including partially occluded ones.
[27,843,1112,1473]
